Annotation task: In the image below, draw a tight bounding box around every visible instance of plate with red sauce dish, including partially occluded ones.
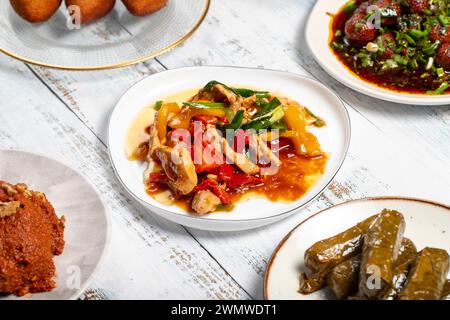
[0,150,110,300]
[108,66,350,231]
[306,0,450,105]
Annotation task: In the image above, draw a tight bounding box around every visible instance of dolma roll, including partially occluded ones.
[379,238,417,300]
[299,214,378,294]
[326,254,361,299]
[441,280,450,300]
[304,214,378,273]
[327,238,416,300]
[359,209,405,299]
[298,271,327,294]
[399,247,449,300]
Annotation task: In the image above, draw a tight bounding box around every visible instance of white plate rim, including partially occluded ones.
[107,65,351,224]
[305,0,450,105]
[0,149,112,300]
[263,196,450,300]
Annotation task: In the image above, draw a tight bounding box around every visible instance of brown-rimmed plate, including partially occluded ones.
[264,197,450,300]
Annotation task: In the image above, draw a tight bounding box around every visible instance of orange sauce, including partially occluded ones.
[146,139,327,213]
[128,88,328,213]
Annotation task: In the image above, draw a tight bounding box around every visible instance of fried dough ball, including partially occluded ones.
[122,0,168,16]
[10,0,62,23]
[65,0,116,24]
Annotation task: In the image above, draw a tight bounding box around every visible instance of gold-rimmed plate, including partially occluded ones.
[0,0,209,70]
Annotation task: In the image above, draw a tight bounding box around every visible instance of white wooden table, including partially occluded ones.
[0,0,449,300]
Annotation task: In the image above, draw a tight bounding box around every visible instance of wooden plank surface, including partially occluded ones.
[0,0,449,299]
[0,55,249,300]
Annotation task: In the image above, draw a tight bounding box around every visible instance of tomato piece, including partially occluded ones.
[227,174,264,189]
[149,172,168,184]
[217,164,234,182]
[217,116,229,124]
[195,163,221,173]
[191,179,230,204]
[233,129,249,153]
[194,115,218,125]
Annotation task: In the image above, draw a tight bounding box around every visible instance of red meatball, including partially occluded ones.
[378,33,395,59]
[405,0,429,13]
[345,2,378,45]
[436,43,450,70]
[375,0,401,26]
[430,24,450,44]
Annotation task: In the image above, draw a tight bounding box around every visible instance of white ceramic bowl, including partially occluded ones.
[0,150,110,300]
[264,197,450,300]
[108,66,350,231]
[306,0,450,105]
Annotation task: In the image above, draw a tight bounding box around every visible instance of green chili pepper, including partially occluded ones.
[241,118,272,130]
[305,107,326,127]
[202,81,240,96]
[270,120,288,131]
[381,59,399,71]
[183,102,226,109]
[243,106,285,130]
[439,15,449,27]
[423,41,440,56]
[224,108,235,123]
[408,29,428,40]
[254,97,281,118]
[408,58,419,70]
[404,34,416,45]
[343,0,357,13]
[427,81,450,95]
[154,100,163,110]
[223,110,244,130]
[232,88,270,98]
[255,97,268,107]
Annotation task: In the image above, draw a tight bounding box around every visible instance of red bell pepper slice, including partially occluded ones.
[149,172,168,184]
[217,116,229,124]
[233,129,250,153]
[195,163,221,173]
[227,173,264,190]
[194,115,218,125]
[217,164,234,182]
[193,135,224,173]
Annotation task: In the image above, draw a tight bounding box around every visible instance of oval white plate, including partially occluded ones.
[264,197,450,300]
[0,150,110,300]
[306,0,450,105]
[108,66,350,231]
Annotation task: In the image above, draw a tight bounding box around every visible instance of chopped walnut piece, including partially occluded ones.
[34,192,46,200]
[59,215,66,228]
[0,201,20,218]
[0,183,18,196]
[16,183,32,198]
[15,183,28,192]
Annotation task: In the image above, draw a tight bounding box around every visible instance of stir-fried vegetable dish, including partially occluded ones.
[130,81,327,215]
[331,0,450,94]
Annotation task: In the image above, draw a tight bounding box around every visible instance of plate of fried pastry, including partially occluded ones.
[0,0,210,70]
